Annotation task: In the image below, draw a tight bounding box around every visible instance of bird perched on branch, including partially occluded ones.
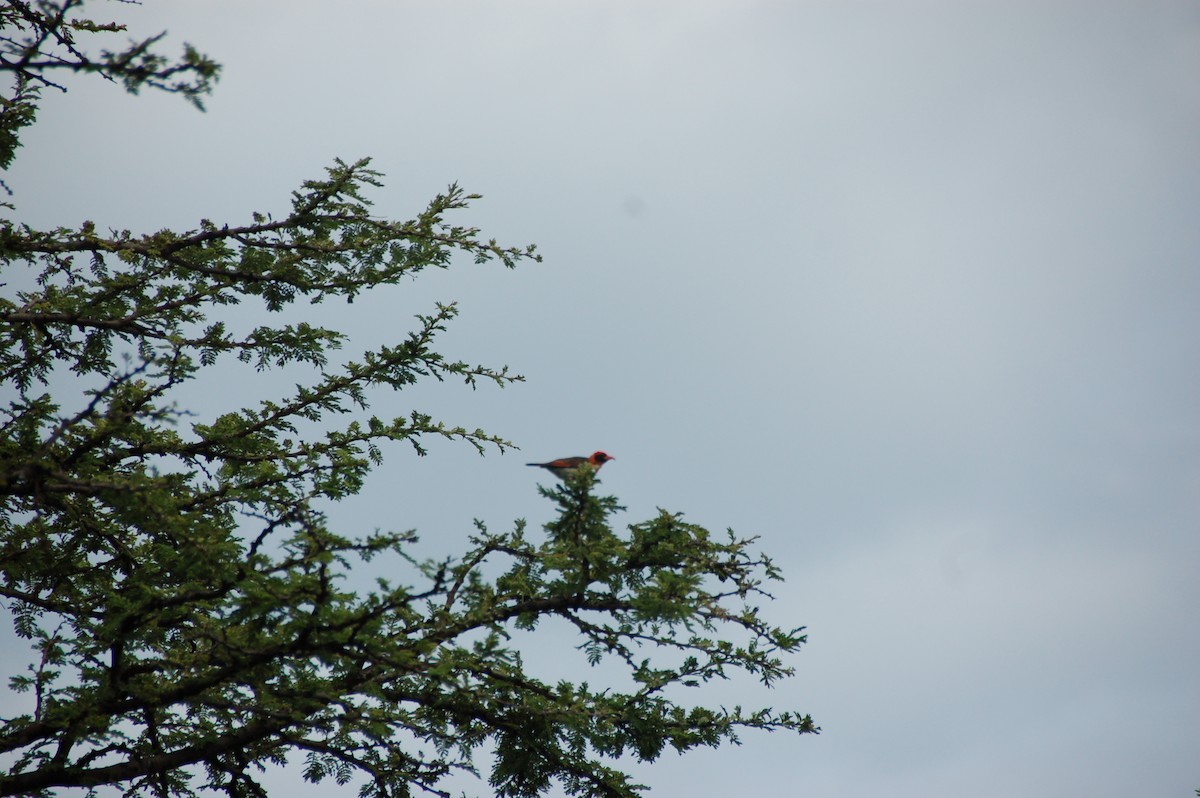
[526,451,614,480]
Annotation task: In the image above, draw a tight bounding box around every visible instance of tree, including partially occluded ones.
[0,0,219,197]
[0,3,816,796]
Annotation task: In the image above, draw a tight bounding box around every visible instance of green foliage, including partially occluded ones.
[0,0,221,105]
[0,0,221,197]
[1,446,815,797]
[0,76,37,175]
[0,3,815,796]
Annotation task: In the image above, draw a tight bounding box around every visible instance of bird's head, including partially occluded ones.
[589,451,614,465]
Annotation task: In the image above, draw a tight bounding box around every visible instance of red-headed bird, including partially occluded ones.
[526,451,614,480]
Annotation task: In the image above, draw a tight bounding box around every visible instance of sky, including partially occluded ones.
[5,1,1200,796]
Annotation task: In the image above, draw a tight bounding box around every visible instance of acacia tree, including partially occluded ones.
[0,3,816,797]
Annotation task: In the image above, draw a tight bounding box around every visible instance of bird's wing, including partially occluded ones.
[535,456,587,468]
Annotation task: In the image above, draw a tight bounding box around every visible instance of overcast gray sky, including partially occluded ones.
[7,1,1200,796]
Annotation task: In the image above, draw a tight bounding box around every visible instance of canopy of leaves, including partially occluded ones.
[0,3,815,797]
[0,0,220,191]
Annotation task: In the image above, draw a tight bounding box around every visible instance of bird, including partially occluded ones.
[526,451,615,480]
